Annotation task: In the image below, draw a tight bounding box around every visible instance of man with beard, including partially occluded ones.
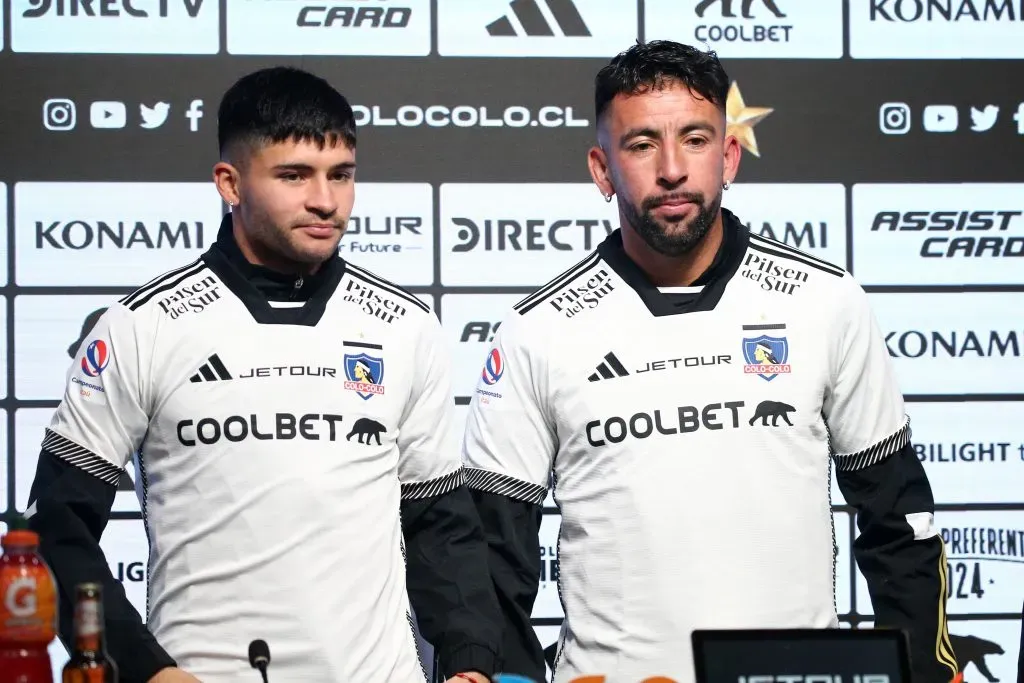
[26,66,500,683]
[460,41,958,683]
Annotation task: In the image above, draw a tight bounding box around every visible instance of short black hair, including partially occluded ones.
[218,66,357,160]
[594,40,730,124]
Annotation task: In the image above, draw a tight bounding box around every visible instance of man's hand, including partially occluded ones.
[147,667,203,682]
[445,673,490,683]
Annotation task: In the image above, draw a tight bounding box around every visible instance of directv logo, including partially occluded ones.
[487,0,591,37]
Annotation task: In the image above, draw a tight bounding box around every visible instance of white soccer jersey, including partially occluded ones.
[48,232,459,681]
[462,211,910,683]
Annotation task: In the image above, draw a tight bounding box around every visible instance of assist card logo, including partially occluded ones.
[742,324,791,381]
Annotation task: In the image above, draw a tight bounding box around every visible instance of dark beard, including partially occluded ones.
[623,189,722,257]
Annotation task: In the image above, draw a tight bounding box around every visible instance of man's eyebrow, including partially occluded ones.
[619,122,717,146]
[270,162,357,172]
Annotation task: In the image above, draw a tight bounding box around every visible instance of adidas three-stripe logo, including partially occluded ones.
[588,352,629,382]
[487,0,591,37]
[190,354,232,383]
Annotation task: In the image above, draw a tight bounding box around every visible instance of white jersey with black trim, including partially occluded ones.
[462,209,909,683]
[49,232,457,682]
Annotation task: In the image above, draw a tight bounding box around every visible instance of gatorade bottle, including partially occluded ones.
[0,514,58,683]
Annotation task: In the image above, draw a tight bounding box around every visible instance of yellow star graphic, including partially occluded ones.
[726,81,773,158]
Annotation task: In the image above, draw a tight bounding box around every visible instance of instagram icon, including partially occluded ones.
[43,98,77,131]
[878,102,910,135]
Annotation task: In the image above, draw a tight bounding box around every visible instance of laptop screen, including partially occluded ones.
[691,629,911,683]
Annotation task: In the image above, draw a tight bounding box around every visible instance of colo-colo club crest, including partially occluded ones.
[742,330,791,382]
[344,353,385,400]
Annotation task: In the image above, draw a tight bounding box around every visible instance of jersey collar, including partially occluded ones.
[598,208,749,317]
[202,213,346,326]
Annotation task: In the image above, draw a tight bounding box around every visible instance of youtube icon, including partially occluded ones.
[922,104,958,133]
[89,101,126,129]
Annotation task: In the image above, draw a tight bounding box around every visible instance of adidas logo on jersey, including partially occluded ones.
[189,354,233,383]
[587,352,629,382]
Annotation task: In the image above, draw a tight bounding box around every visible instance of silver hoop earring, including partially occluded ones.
[722,181,731,191]
[604,193,613,203]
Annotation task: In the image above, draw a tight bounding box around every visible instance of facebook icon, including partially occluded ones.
[1015,102,1024,135]
[186,99,204,132]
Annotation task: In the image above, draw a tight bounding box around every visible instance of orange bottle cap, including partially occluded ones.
[1,530,40,548]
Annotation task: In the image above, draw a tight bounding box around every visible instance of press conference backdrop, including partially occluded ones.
[1,0,1023,680]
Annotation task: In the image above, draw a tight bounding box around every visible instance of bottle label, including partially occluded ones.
[0,562,58,642]
[76,599,101,637]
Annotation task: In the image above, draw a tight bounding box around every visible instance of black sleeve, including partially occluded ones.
[836,442,959,683]
[400,482,504,680]
[26,449,176,683]
[468,489,546,683]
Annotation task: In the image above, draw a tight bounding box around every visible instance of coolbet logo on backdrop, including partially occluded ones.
[440,183,618,287]
[849,0,1024,58]
[852,183,1024,286]
[440,294,522,399]
[11,0,219,54]
[867,292,1024,396]
[343,183,433,286]
[645,0,843,59]
[227,0,430,56]
[726,82,773,158]
[726,185,847,269]
[14,182,221,287]
[438,0,637,57]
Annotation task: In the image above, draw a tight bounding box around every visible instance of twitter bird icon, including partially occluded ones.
[970,105,999,132]
[140,102,171,129]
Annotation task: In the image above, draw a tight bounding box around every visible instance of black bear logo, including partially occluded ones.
[749,400,796,427]
[950,633,1003,683]
[346,418,386,446]
[68,307,108,358]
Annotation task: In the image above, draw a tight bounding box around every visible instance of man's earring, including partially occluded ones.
[722,181,731,190]
[604,193,613,203]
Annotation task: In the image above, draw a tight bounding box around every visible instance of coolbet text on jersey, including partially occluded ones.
[46,216,464,682]
[462,209,957,683]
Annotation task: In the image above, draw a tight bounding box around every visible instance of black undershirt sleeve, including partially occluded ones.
[836,442,958,683]
[468,488,546,682]
[401,484,504,680]
[26,449,176,683]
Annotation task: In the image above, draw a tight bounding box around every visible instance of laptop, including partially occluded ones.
[692,628,912,683]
